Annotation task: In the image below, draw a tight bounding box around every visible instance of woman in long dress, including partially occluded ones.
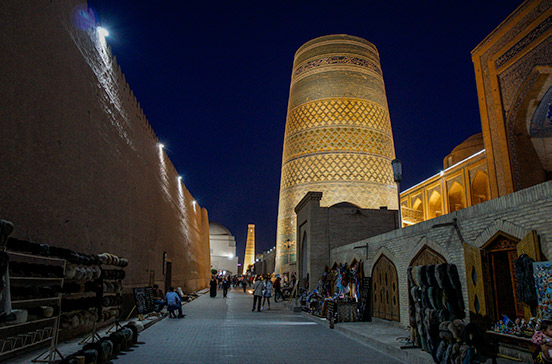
[210,276,217,298]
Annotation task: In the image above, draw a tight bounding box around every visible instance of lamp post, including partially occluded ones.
[391,158,402,228]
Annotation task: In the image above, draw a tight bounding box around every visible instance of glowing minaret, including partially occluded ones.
[275,34,398,275]
[243,224,256,273]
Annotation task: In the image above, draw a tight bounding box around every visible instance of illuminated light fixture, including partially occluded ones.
[178,176,182,181]
[192,200,197,205]
[158,143,165,149]
[97,26,109,38]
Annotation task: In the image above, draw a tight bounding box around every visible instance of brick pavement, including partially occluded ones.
[114,288,404,363]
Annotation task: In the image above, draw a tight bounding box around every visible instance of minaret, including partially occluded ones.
[243,224,256,273]
[275,34,398,275]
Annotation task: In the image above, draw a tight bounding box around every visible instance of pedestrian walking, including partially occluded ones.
[252,276,263,312]
[273,276,283,302]
[210,276,217,298]
[222,277,229,298]
[262,278,272,310]
[242,277,247,292]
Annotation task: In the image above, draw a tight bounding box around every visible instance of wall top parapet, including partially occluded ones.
[294,191,323,213]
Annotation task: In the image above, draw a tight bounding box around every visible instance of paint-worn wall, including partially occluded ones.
[0,0,210,292]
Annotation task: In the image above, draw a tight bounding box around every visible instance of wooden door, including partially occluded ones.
[371,255,400,321]
[165,261,172,294]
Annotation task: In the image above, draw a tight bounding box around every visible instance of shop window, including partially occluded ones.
[471,171,490,205]
[427,190,442,219]
[448,181,466,213]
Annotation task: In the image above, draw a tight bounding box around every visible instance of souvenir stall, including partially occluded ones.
[407,263,487,363]
[0,219,135,363]
[301,260,367,324]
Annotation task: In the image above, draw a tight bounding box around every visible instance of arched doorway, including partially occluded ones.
[301,231,308,279]
[371,255,399,321]
[410,245,446,267]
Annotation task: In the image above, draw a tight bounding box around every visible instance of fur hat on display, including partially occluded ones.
[413,266,423,287]
[407,267,415,287]
[420,265,429,286]
[436,340,448,363]
[426,265,437,287]
[421,286,432,308]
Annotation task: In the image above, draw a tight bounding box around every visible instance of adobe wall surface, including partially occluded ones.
[0,1,210,292]
[331,181,552,327]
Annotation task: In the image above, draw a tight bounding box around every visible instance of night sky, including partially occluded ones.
[87,0,522,262]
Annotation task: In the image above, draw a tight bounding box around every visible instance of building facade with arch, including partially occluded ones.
[301,1,552,344]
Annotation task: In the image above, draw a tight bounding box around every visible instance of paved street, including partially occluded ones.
[115,288,403,363]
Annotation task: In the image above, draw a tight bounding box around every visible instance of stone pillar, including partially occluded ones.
[275,34,397,274]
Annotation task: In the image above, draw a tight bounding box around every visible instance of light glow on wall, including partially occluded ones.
[97,26,109,38]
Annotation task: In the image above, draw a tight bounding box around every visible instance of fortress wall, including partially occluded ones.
[0,0,210,292]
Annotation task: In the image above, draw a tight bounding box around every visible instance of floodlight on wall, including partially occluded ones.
[97,26,109,38]
[178,176,182,181]
[158,143,165,149]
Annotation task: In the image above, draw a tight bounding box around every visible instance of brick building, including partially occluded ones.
[294,192,398,289]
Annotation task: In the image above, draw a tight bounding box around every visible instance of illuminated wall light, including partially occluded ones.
[178,176,182,181]
[158,143,165,149]
[97,26,109,38]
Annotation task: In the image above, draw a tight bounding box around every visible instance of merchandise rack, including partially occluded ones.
[0,248,65,363]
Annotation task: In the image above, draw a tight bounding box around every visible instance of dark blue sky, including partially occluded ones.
[88,0,522,261]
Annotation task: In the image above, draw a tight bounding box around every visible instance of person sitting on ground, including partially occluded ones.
[152,284,166,313]
[165,287,184,318]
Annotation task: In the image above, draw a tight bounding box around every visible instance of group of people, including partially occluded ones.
[251,275,285,312]
[210,275,231,298]
[152,284,185,318]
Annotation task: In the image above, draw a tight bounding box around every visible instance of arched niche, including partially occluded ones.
[428,190,443,219]
[507,66,552,190]
[448,181,466,213]
[471,170,490,205]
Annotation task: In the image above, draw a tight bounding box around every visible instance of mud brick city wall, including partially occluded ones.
[331,181,552,327]
[0,1,210,292]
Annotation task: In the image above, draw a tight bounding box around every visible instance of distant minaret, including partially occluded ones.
[243,224,256,273]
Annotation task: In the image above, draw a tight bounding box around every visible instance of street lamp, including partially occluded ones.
[391,159,402,228]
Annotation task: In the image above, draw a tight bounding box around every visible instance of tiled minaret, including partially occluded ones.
[275,34,398,274]
[243,224,256,273]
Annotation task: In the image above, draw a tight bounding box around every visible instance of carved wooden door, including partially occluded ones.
[372,255,400,321]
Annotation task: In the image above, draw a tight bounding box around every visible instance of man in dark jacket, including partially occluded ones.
[252,276,263,312]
